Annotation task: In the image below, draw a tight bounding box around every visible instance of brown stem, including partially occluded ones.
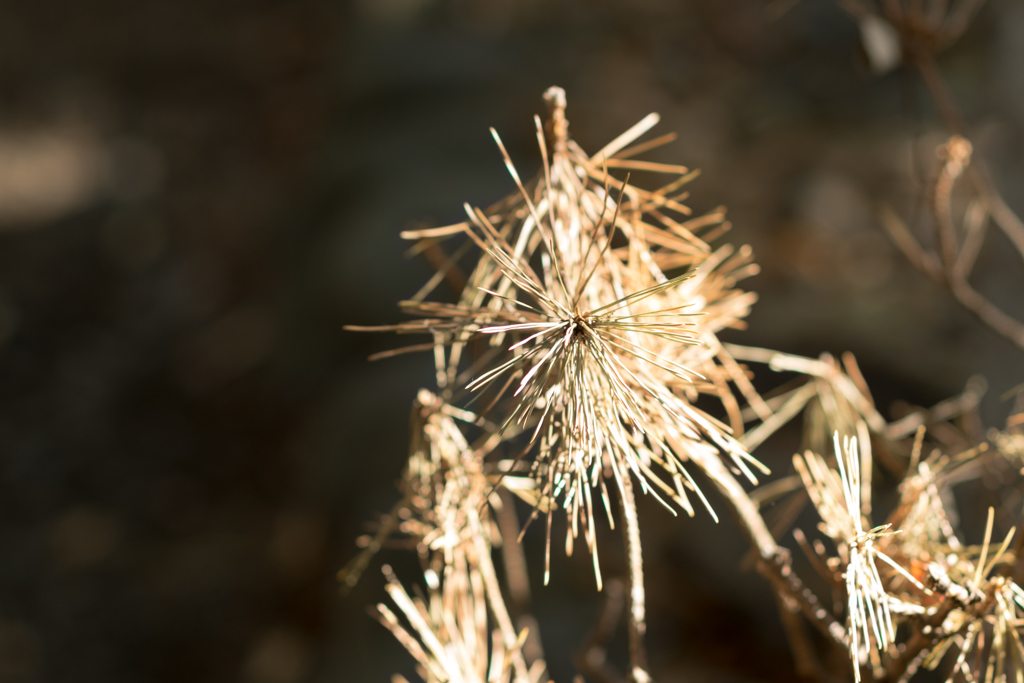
[882,594,963,681]
[889,41,1024,351]
[543,86,570,155]
[907,42,968,136]
[496,488,546,668]
[969,164,1024,270]
[692,447,848,646]
[912,41,1024,300]
[775,592,842,683]
[948,279,1024,350]
[618,474,651,683]
[954,198,988,278]
[931,140,963,272]
[338,496,407,592]
[877,204,944,284]
[879,200,1024,351]
[757,548,847,645]
[573,578,630,683]
[929,136,1024,349]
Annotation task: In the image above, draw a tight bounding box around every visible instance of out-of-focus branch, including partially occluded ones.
[691,444,848,646]
[338,497,407,592]
[884,375,987,441]
[841,2,1024,351]
[907,41,969,137]
[573,579,630,683]
[877,127,1024,351]
[913,30,1024,268]
[877,204,944,280]
[949,281,1024,350]
[497,488,547,669]
[774,592,843,683]
[971,164,1024,269]
[878,192,1024,351]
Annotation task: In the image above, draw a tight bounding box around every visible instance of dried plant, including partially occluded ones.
[374,562,539,683]
[348,86,780,683]
[345,64,1024,682]
[796,429,930,680]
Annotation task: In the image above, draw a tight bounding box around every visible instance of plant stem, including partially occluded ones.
[496,488,546,668]
[472,514,531,683]
[693,446,848,645]
[618,474,651,683]
[574,578,630,683]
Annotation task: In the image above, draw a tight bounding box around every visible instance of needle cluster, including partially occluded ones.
[346,84,1024,683]
[359,87,766,592]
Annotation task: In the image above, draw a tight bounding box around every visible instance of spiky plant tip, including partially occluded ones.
[797,427,931,681]
[385,88,771,593]
[374,562,540,683]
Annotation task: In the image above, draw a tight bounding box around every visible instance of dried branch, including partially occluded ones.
[878,185,1024,351]
[348,80,1024,683]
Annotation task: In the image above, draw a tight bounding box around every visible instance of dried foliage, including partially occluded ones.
[344,10,1024,677]
[348,87,777,682]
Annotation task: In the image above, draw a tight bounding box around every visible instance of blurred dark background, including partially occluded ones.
[0,0,1022,681]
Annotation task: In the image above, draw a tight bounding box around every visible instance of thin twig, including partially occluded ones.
[573,579,630,683]
[618,474,651,683]
[690,442,847,645]
[472,515,531,683]
[879,201,1024,351]
[845,32,1024,352]
[497,488,546,668]
[775,591,840,683]
[338,497,407,592]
